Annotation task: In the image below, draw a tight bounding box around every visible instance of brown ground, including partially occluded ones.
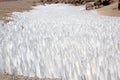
[0,0,43,23]
[0,73,61,80]
[97,1,120,17]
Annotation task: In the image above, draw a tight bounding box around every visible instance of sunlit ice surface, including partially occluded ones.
[0,4,120,80]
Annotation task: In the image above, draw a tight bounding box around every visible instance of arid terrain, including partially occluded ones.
[97,1,120,16]
[0,73,61,80]
[0,0,38,22]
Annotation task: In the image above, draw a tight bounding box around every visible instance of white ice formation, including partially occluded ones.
[0,4,120,80]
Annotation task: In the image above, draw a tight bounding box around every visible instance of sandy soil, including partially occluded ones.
[97,1,120,17]
[0,73,61,80]
[0,0,43,22]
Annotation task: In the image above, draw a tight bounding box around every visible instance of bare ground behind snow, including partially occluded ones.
[97,1,120,17]
[0,0,37,22]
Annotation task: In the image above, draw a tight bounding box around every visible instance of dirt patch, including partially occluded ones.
[0,73,61,80]
[0,0,41,23]
[97,1,120,17]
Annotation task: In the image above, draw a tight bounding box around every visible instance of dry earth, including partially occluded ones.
[97,1,120,17]
[0,73,61,80]
[0,0,40,22]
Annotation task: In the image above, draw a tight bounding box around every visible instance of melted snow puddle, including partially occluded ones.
[0,4,120,80]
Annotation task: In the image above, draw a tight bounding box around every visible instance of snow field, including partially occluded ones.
[0,4,120,80]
